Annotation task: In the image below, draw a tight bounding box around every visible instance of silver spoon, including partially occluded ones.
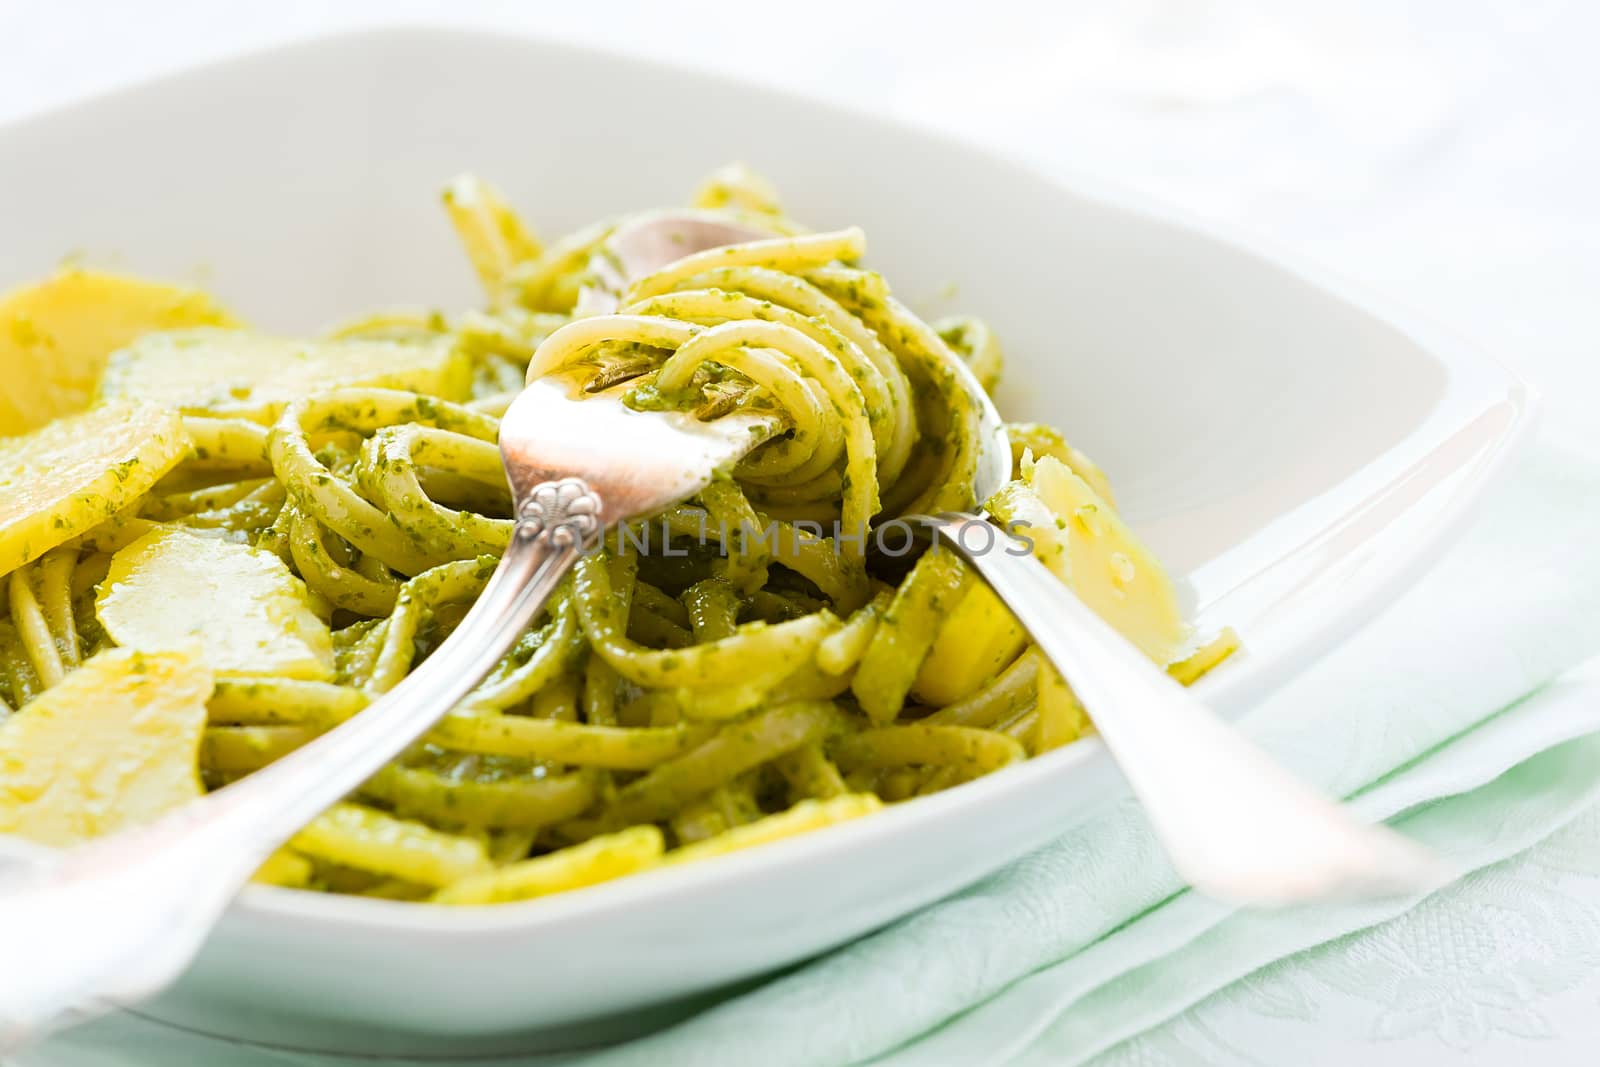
[0,214,1446,1050]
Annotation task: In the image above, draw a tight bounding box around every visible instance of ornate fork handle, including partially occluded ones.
[0,479,602,1052]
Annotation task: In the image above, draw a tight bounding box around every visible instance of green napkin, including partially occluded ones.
[568,445,1600,1067]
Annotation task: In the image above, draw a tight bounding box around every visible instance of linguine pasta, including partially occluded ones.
[0,166,1236,903]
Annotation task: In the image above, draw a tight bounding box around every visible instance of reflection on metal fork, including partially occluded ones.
[920,513,1452,905]
[0,209,1450,1051]
[0,370,773,1050]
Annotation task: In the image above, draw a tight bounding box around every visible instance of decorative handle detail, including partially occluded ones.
[516,478,602,546]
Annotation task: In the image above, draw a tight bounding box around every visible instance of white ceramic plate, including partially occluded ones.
[0,25,1533,1057]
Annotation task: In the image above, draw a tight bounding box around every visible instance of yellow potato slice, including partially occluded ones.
[0,269,237,435]
[910,581,1028,706]
[0,647,211,846]
[98,526,335,680]
[0,401,189,574]
[99,329,473,422]
[989,456,1185,664]
[1004,422,1117,507]
[1167,626,1242,686]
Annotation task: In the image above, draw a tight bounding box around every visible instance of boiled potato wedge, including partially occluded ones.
[1005,422,1117,507]
[99,329,472,422]
[0,401,189,573]
[911,581,1029,706]
[0,269,236,435]
[98,526,334,680]
[989,456,1185,664]
[0,647,210,846]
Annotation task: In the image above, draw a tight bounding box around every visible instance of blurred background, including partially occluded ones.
[3,0,1596,455]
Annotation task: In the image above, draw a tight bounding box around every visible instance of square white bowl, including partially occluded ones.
[0,25,1532,1057]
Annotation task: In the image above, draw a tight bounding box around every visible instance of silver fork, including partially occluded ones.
[0,372,773,1050]
[620,219,1448,905]
[904,288,1450,907]
[0,214,1446,1050]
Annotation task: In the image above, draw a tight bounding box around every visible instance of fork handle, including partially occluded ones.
[0,480,598,1051]
[925,514,1450,906]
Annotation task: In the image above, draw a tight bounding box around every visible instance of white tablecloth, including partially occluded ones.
[5,2,1599,1062]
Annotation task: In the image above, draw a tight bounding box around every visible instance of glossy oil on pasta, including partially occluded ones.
[0,166,1237,904]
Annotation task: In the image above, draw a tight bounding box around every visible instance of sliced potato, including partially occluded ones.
[0,401,189,574]
[99,329,472,422]
[0,269,237,435]
[1167,626,1242,686]
[989,456,1185,664]
[911,581,1028,706]
[98,526,334,680]
[0,647,211,846]
[1004,422,1117,507]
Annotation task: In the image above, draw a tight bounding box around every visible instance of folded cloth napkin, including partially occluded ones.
[559,444,1600,1067]
[21,447,1600,1067]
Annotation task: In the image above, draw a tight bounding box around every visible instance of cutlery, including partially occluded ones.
[0,213,1447,1050]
